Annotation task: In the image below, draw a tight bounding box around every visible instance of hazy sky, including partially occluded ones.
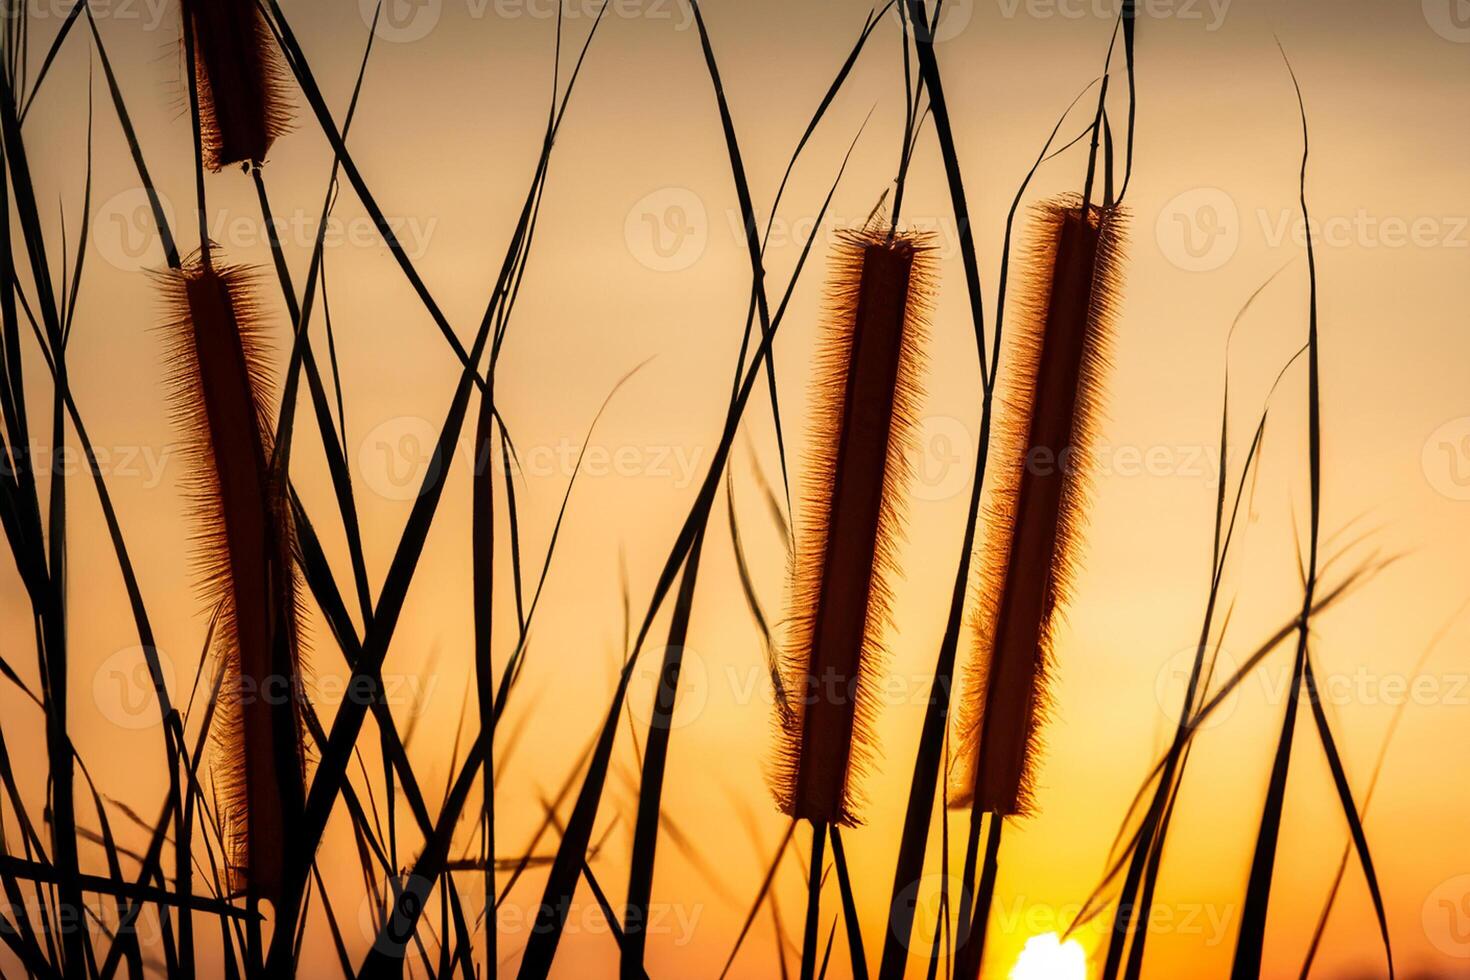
[8,0,1470,977]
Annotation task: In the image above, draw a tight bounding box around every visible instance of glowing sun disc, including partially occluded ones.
[1010,932,1088,980]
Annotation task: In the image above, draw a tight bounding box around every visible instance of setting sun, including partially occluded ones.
[1011,933,1089,980]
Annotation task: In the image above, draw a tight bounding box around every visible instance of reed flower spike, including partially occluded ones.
[952,196,1126,817]
[774,225,934,828]
[181,0,292,170]
[158,250,307,904]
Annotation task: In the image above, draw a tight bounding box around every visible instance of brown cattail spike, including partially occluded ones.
[952,197,1125,817]
[182,0,291,170]
[159,253,306,902]
[775,227,933,827]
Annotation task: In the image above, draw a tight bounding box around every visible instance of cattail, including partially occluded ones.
[158,251,306,903]
[181,0,291,170]
[951,197,1125,817]
[774,226,933,828]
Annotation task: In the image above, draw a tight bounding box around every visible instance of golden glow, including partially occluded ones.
[1010,933,1088,980]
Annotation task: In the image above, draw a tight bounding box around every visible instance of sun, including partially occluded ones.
[1010,932,1089,980]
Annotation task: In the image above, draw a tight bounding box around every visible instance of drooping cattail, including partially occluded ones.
[774,226,934,828]
[181,0,291,170]
[951,197,1125,817]
[158,251,306,903]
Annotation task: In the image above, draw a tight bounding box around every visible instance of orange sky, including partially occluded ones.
[4,0,1470,977]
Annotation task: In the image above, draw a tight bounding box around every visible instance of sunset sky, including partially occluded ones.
[6,0,1470,977]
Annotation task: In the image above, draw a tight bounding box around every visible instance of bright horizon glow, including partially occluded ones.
[1010,932,1089,980]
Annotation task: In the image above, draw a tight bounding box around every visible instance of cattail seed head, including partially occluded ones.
[158,253,306,902]
[774,226,934,827]
[181,0,291,170]
[951,197,1125,817]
